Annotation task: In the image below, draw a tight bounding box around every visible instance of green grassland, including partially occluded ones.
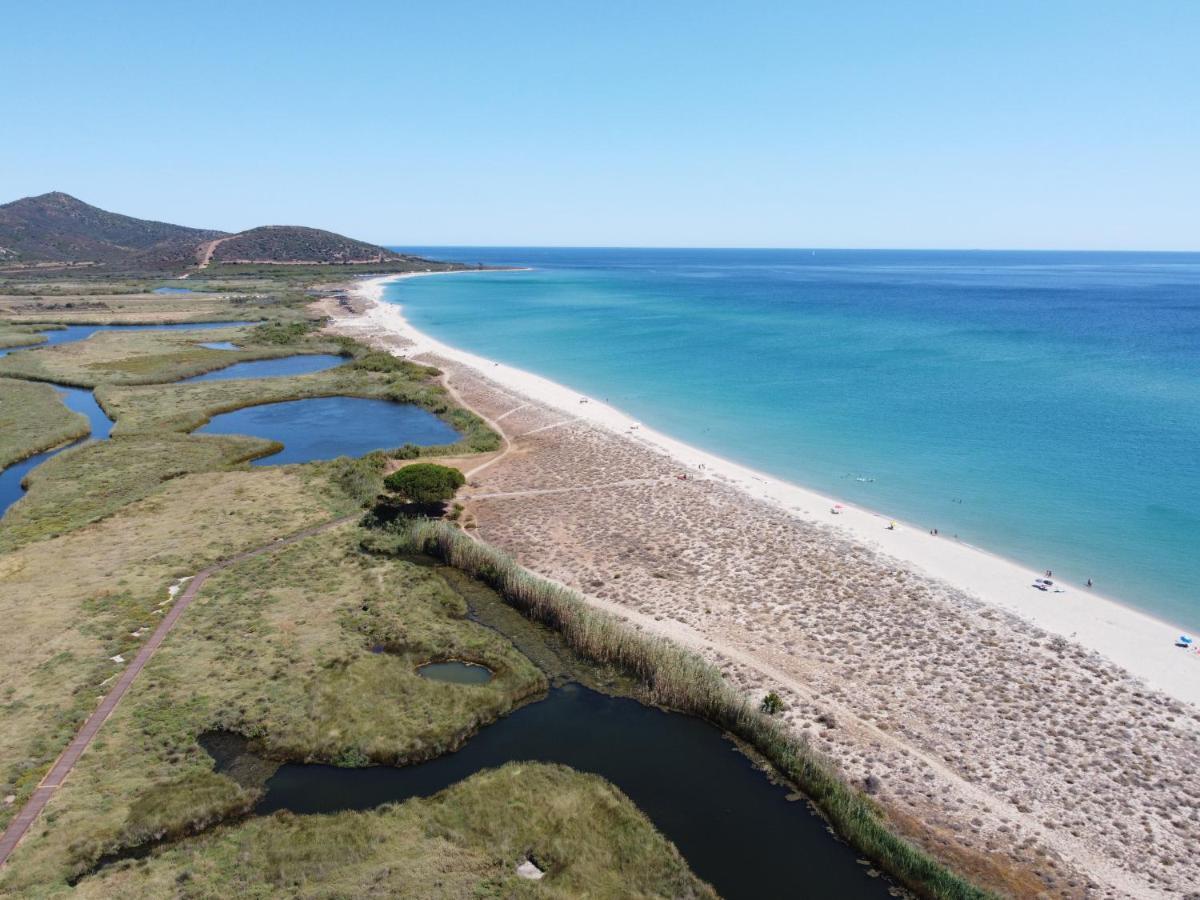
[0,434,279,552]
[0,379,89,468]
[0,526,546,891]
[0,325,348,388]
[0,469,353,838]
[70,763,713,900]
[0,277,305,326]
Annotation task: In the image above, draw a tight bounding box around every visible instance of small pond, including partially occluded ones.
[196,396,460,465]
[0,322,252,359]
[181,354,345,384]
[211,684,890,900]
[416,660,495,684]
[198,341,239,351]
[152,286,195,294]
[0,385,112,519]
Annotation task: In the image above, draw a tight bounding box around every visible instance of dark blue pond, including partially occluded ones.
[246,684,890,899]
[0,322,252,359]
[196,397,460,465]
[0,385,112,519]
[181,355,345,384]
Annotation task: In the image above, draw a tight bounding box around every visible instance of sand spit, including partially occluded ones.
[325,274,1200,898]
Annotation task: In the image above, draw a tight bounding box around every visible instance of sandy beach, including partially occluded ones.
[328,273,1200,898]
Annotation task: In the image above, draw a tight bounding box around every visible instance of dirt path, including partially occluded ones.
[0,513,356,868]
[194,235,234,270]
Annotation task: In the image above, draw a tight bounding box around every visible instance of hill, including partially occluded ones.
[206,225,405,266]
[0,192,225,267]
[0,192,460,272]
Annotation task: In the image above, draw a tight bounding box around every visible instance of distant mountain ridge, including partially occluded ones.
[0,192,444,270]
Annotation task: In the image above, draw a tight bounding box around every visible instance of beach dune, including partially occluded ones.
[328,274,1200,899]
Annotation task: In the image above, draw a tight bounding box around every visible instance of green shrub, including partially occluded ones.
[383,463,465,504]
[247,321,316,345]
[760,692,785,715]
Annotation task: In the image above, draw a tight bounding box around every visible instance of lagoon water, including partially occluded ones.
[248,684,891,899]
[389,249,1200,629]
[198,396,460,465]
[0,385,111,519]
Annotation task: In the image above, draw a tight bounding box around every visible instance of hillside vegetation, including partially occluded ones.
[0,193,223,267]
[0,193,462,274]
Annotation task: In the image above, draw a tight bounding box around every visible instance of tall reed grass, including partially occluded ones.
[397,519,990,900]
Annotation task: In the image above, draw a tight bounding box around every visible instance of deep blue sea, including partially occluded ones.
[387,249,1200,629]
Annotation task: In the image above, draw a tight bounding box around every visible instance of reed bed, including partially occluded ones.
[398,519,990,900]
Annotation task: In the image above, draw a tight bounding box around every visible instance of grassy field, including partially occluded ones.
[0,525,548,891]
[0,434,279,552]
[0,468,353,833]
[68,763,713,899]
[0,379,89,469]
[0,326,348,388]
[0,328,49,350]
[0,277,303,326]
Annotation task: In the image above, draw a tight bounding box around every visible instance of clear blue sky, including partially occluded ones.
[2,1,1196,249]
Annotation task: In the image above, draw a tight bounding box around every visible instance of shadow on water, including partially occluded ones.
[0,385,112,518]
[197,397,460,465]
[180,354,345,383]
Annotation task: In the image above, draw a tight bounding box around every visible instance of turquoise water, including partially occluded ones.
[387,249,1200,629]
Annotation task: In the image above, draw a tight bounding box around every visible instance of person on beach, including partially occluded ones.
[1087,578,1093,588]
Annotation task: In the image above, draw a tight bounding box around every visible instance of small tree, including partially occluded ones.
[383,463,465,504]
[760,691,785,716]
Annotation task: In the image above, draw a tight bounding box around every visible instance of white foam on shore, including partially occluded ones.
[349,272,1200,707]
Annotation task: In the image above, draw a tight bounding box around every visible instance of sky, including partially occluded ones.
[1,1,1197,250]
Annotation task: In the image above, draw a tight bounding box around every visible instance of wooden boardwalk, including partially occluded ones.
[0,514,355,868]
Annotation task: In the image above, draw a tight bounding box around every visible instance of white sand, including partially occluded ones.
[349,272,1200,707]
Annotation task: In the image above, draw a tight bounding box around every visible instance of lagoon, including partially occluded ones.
[197,396,460,465]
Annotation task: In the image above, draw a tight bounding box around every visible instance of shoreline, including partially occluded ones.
[351,272,1199,707]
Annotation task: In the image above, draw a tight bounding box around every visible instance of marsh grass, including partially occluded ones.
[398,520,991,900]
[0,528,547,890]
[0,327,347,388]
[68,763,714,899]
[0,434,279,551]
[0,377,90,469]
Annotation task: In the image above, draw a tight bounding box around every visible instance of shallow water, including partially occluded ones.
[416,660,494,684]
[180,354,345,383]
[197,396,460,465]
[392,248,1200,628]
[0,385,111,518]
[228,684,889,899]
[198,341,239,350]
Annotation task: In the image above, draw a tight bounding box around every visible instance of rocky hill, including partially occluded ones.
[0,192,224,266]
[206,226,403,265]
[0,192,456,272]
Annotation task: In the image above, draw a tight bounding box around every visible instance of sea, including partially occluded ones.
[385,248,1200,630]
